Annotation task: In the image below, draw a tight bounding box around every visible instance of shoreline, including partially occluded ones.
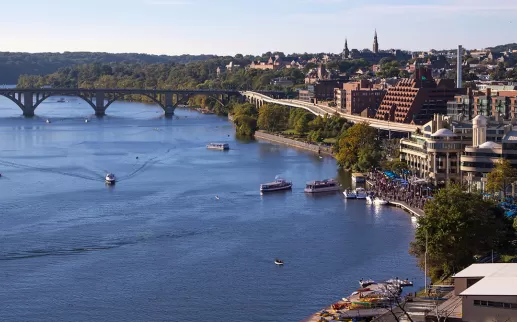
[253,130,333,156]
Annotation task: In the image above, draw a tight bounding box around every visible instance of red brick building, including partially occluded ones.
[334,80,386,117]
[374,68,462,124]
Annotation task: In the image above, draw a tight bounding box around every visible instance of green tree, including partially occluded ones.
[335,122,379,171]
[295,113,311,134]
[486,159,517,199]
[257,104,289,132]
[410,185,514,281]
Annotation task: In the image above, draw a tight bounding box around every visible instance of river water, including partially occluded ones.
[0,97,422,321]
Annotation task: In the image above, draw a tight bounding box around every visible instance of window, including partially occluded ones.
[474,300,517,310]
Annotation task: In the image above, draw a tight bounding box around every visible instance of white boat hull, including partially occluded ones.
[343,191,357,199]
[304,186,340,193]
[260,184,292,192]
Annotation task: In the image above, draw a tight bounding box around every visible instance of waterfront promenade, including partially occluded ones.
[254,131,333,156]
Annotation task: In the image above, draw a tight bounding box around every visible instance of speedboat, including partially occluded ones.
[260,178,292,193]
[355,187,367,199]
[206,143,229,150]
[359,279,375,288]
[304,179,340,193]
[274,259,284,265]
[343,189,357,199]
[105,173,116,185]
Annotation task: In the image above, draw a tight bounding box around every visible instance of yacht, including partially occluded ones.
[304,179,340,193]
[105,173,116,185]
[260,178,292,193]
[206,143,229,151]
[355,187,367,199]
[343,189,357,199]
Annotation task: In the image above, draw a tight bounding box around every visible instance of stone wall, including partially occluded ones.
[254,130,333,156]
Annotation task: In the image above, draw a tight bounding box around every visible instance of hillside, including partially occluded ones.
[486,43,517,53]
[0,52,216,84]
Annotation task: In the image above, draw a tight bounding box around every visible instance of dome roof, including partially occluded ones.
[431,128,456,137]
[473,115,488,126]
[478,141,501,149]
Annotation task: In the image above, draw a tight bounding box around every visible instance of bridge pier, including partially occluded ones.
[94,91,107,116]
[163,93,175,117]
[22,92,36,117]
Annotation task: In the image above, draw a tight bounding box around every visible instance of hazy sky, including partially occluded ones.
[0,0,516,56]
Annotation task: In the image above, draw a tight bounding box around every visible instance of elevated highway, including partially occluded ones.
[242,91,419,133]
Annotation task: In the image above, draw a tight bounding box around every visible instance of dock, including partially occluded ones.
[366,179,425,218]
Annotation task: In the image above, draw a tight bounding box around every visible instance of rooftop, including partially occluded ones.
[455,264,517,296]
[503,131,517,143]
[431,128,456,137]
[478,141,501,149]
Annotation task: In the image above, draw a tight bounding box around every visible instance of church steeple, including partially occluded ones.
[342,38,349,59]
[373,29,379,54]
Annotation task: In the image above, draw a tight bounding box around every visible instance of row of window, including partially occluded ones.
[473,300,517,310]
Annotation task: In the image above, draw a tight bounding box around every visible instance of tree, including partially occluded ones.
[410,185,514,281]
[486,159,517,199]
[294,113,311,134]
[257,104,289,132]
[335,122,380,171]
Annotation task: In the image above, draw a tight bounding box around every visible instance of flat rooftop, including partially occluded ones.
[455,263,517,296]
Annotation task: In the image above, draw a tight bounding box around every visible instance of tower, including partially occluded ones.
[457,45,463,88]
[373,29,379,54]
[342,38,350,59]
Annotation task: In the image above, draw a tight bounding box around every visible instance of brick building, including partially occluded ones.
[375,68,462,124]
[334,80,386,117]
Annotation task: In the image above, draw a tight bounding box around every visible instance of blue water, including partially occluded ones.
[0,97,422,321]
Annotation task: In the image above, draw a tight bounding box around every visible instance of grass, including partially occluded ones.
[500,254,517,263]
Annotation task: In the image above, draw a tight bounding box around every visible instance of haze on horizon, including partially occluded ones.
[1,0,516,56]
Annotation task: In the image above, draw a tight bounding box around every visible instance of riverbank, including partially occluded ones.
[254,130,333,156]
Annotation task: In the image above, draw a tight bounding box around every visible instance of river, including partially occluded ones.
[0,97,422,321]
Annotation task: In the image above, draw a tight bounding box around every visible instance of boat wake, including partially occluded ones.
[0,159,102,181]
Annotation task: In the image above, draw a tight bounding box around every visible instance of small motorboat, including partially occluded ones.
[343,189,357,199]
[215,196,220,200]
[45,119,51,123]
[359,279,375,288]
[84,119,89,123]
[105,173,116,185]
[274,259,284,265]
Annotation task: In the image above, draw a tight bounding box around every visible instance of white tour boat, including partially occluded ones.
[260,178,292,193]
[304,179,340,193]
[355,187,367,199]
[206,143,229,151]
[343,189,357,199]
[105,173,116,185]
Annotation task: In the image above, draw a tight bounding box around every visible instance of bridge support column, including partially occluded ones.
[95,91,106,116]
[164,93,175,117]
[22,92,35,117]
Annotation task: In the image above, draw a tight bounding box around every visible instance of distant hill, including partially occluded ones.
[0,52,217,84]
[486,43,517,53]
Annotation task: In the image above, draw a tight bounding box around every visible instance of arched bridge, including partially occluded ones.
[0,88,285,117]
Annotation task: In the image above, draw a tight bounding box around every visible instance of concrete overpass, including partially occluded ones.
[242,91,420,133]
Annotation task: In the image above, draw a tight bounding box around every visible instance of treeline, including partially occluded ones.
[0,52,217,84]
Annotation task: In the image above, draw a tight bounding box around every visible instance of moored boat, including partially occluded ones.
[355,187,367,199]
[260,178,292,193]
[359,279,375,288]
[304,179,340,193]
[105,173,116,184]
[206,143,229,150]
[343,189,357,199]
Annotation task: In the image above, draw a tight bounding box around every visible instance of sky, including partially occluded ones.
[0,0,516,56]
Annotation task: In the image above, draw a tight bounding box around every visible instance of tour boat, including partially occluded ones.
[359,279,375,288]
[343,189,357,199]
[260,178,292,193]
[206,143,229,151]
[355,187,367,199]
[304,179,340,193]
[105,173,116,185]
[274,259,284,265]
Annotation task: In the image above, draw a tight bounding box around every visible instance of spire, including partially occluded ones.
[373,29,379,54]
[343,38,350,59]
